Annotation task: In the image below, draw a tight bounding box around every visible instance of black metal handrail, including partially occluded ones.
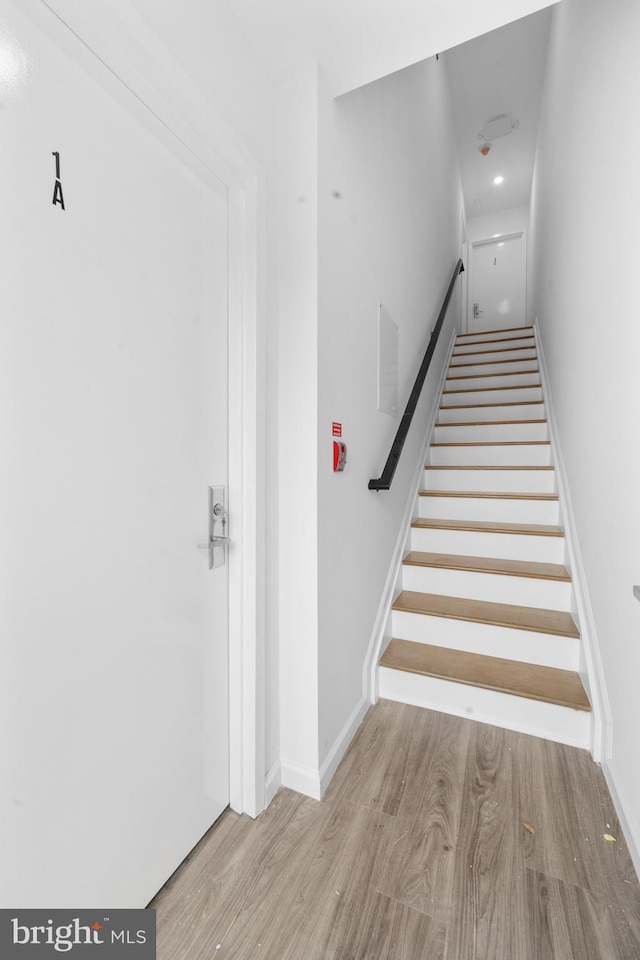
[368,258,464,491]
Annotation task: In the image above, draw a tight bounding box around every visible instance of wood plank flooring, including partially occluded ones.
[150,701,640,960]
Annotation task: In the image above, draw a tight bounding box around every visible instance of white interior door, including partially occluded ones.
[469,235,526,332]
[0,1,229,906]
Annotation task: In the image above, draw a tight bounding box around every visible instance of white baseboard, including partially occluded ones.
[276,698,370,802]
[602,759,640,882]
[264,760,282,809]
[363,327,458,701]
[280,760,322,801]
[319,696,370,797]
[533,320,612,762]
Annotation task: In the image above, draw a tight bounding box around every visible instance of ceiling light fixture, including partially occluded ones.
[493,175,504,185]
[478,114,519,143]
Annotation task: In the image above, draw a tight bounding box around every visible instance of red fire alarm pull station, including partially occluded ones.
[333,440,347,472]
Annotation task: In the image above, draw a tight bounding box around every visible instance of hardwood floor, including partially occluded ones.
[150,702,640,959]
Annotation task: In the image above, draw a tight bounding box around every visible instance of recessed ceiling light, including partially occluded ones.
[493,233,501,238]
[493,175,504,185]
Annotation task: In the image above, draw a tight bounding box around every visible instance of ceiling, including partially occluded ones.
[226,0,557,96]
[444,7,554,218]
[225,0,557,220]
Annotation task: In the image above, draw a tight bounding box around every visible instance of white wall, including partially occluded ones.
[317,58,465,769]
[466,205,530,242]
[528,0,640,867]
[275,64,321,794]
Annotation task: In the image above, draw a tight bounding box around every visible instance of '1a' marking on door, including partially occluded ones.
[52,151,65,211]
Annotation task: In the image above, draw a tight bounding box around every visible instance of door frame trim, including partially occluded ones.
[38,0,267,818]
[466,230,527,333]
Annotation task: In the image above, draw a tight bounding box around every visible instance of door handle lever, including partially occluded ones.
[198,536,231,549]
[199,486,229,568]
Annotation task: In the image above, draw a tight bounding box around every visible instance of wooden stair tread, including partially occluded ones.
[412,518,564,537]
[426,465,554,471]
[439,400,543,410]
[403,551,571,581]
[449,357,538,369]
[420,490,557,501]
[452,345,536,358]
[457,325,533,337]
[392,590,580,638]
[431,441,550,447]
[435,418,546,427]
[447,371,539,381]
[379,639,590,711]
[443,383,541,394]
[454,334,535,348]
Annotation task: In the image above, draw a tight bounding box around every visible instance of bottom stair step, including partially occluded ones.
[379,638,591,711]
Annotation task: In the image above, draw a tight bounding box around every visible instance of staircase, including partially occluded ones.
[378,325,592,748]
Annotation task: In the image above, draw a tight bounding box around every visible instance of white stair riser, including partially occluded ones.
[424,467,555,493]
[441,386,543,405]
[446,372,539,391]
[433,422,548,442]
[457,328,532,345]
[410,525,565,563]
[401,564,572,611]
[429,443,552,466]
[451,347,537,364]
[419,494,559,524]
[378,668,590,749]
[438,403,545,423]
[391,609,579,669]
[454,337,535,354]
[449,359,538,377]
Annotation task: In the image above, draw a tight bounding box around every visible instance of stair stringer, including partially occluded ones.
[533,319,612,762]
[364,328,458,703]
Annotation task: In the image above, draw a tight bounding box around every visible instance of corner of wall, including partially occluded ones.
[265,760,282,810]
[280,761,322,802]
[275,58,321,804]
[319,696,371,797]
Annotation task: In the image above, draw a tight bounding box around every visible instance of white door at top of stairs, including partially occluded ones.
[469,234,526,333]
